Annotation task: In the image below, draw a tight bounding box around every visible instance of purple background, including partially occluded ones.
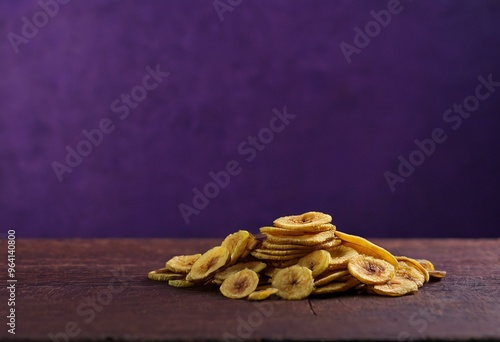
[1,0,499,239]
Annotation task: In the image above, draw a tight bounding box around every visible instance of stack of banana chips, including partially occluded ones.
[148,211,445,300]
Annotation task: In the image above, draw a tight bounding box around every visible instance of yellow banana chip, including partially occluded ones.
[247,287,279,301]
[428,270,447,279]
[221,230,251,265]
[272,265,314,300]
[347,255,395,285]
[168,279,197,288]
[312,276,360,295]
[335,230,399,268]
[165,254,202,274]
[369,275,418,296]
[215,261,267,282]
[273,211,332,232]
[220,269,259,299]
[328,245,359,269]
[297,250,331,278]
[264,230,336,246]
[186,246,230,281]
[147,268,184,282]
[396,256,430,283]
[314,269,350,287]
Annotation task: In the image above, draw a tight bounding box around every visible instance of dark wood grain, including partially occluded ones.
[0,238,499,341]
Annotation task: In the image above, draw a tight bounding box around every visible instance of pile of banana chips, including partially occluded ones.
[148,212,446,300]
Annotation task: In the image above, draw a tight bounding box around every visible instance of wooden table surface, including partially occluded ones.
[1,238,499,341]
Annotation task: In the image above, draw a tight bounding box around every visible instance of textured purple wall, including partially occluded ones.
[1,0,499,238]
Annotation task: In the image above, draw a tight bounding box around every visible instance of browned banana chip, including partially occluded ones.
[347,255,395,285]
[168,279,197,288]
[314,269,350,287]
[264,230,336,246]
[273,211,332,232]
[260,223,335,236]
[428,270,447,279]
[272,265,314,300]
[369,275,418,296]
[186,246,230,281]
[247,287,279,301]
[165,254,202,274]
[396,256,430,283]
[250,250,307,261]
[148,268,184,282]
[328,245,359,269]
[214,261,267,282]
[220,269,259,299]
[297,250,331,278]
[221,230,251,265]
[312,276,360,295]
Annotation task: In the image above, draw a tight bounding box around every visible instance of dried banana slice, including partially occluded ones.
[314,269,350,287]
[328,245,359,269]
[250,250,309,261]
[369,275,418,296]
[252,248,310,257]
[273,211,332,232]
[186,246,230,281]
[272,265,314,300]
[312,276,360,295]
[260,223,335,236]
[262,238,339,251]
[396,261,425,288]
[396,256,429,283]
[347,255,395,285]
[168,279,197,287]
[214,261,267,282]
[240,233,260,258]
[247,287,279,301]
[297,250,331,277]
[147,268,184,282]
[416,259,435,271]
[220,269,259,299]
[428,270,447,279]
[264,230,336,246]
[221,230,251,265]
[165,254,202,274]
[335,230,399,268]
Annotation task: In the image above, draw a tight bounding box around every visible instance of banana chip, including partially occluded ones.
[272,265,314,300]
[273,211,332,232]
[312,276,360,295]
[369,275,418,296]
[214,261,267,282]
[186,246,230,281]
[247,287,279,301]
[396,256,430,283]
[428,270,447,279]
[328,245,359,269]
[220,269,259,299]
[335,230,399,268]
[396,261,425,288]
[348,255,395,285]
[314,269,350,287]
[221,230,251,265]
[297,250,331,277]
[264,230,336,246]
[165,254,202,274]
[168,279,197,288]
[148,268,184,282]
